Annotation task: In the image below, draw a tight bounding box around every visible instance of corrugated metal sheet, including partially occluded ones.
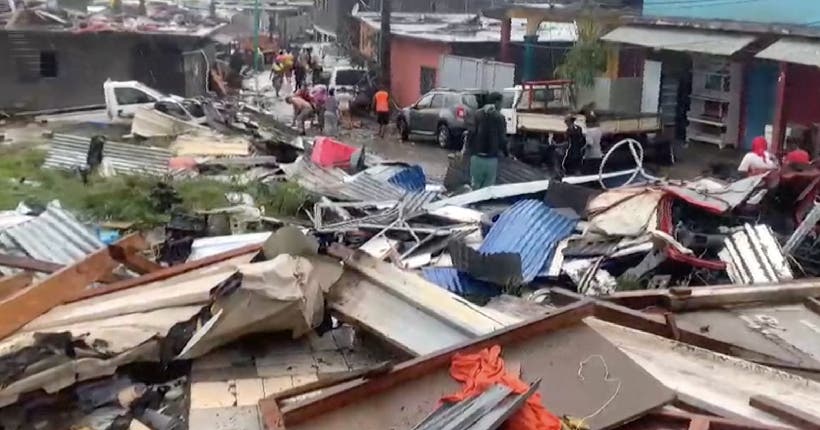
[281,158,406,202]
[602,25,756,56]
[0,205,104,272]
[387,165,426,192]
[422,267,500,297]
[719,224,794,285]
[756,37,820,68]
[479,200,577,283]
[449,240,522,286]
[444,156,548,191]
[44,134,172,176]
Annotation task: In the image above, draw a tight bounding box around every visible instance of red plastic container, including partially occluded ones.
[311,136,358,168]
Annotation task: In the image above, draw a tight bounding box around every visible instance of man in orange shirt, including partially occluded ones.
[373,87,390,138]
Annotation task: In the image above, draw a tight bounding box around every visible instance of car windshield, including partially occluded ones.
[335,69,365,86]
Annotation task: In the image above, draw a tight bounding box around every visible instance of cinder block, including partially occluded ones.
[262,377,294,397]
[234,379,265,406]
[188,406,262,430]
[190,381,235,409]
[313,350,350,376]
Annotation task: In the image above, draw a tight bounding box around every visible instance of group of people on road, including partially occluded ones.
[271,47,323,97]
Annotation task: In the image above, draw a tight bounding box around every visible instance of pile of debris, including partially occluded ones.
[0,120,819,430]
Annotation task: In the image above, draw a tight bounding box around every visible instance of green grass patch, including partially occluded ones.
[0,146,310,227]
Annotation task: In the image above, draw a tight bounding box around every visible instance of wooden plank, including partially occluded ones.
[65,243,261,303]
[0,233,147,340]
[749,395,820,430]
[0,272,33,300]
[674,393,765,425]
[644,410,791,430]
[108,243,162,274]
[0,254,63,273]
[665,282,820,311]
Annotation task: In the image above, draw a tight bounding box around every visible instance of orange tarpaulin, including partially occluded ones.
[442,345,562,430]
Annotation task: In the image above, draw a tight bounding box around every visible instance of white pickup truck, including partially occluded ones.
[102,80,207,137]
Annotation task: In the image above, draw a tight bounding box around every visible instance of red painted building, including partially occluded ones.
[355,12,577,108]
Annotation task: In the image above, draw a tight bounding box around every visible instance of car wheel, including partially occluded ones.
[397,118,410,141]
[437,124,451,148]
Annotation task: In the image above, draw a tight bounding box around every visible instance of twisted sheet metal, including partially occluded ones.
[479,200,577,283]
[44,134,172,176]
[280,158,406,201]
[0,205,104,273]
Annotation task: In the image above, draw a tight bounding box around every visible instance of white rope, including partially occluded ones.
[577,354,622,422]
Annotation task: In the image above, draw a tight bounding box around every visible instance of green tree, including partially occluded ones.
[555,16,608,87]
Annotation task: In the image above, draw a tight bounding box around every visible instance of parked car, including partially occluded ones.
[396,89,488,148]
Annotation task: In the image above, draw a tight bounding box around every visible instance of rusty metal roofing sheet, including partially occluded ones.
[479,200,577,283]
[0,204,104,271]
[44,134,172,176]
[280,158,406,201]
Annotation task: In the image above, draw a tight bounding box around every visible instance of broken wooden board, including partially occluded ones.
[260,301,675,430]
[0,233,148,340]
[65,243,262,303]
[0,272,33,301]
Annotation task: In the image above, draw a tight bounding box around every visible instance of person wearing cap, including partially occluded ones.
[738,136,777,176]
[563,115,586,175]
[464,92,508,189]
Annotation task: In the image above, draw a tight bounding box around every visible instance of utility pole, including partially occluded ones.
[253,0,261,72]
[379,0,392,91]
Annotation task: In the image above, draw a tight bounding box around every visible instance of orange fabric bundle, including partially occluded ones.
[442,345,561,430]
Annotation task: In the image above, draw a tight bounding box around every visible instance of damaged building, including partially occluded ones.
[0,9,222,113]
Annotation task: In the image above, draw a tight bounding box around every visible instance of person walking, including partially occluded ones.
[337,89,354,130]
[324,88,340,136]
[562,115,586,176]
[373,87,390,138]
[286,95,314,135]
[270,51,285,97]
[464,92,507,189]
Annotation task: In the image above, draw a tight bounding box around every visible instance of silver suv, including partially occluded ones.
[396,89,488,149]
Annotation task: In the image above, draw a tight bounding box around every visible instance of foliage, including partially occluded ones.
[555,17,609,88]
[0,146,310,227]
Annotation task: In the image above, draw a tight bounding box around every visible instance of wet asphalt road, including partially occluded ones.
[264,91,456,181]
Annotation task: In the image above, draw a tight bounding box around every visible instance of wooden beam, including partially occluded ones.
[65,243,262,303]
[749,395,820,430]
[0,272,33,301]
[0,254,62,273]
[108,243,162,275]
[0,233,147,340]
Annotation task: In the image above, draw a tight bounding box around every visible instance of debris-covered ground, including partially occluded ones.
[0,28,819,430]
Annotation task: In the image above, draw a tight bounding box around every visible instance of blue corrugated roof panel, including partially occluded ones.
[422,267,500,297]
[479,200,577,283]
[388,165,426,192]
